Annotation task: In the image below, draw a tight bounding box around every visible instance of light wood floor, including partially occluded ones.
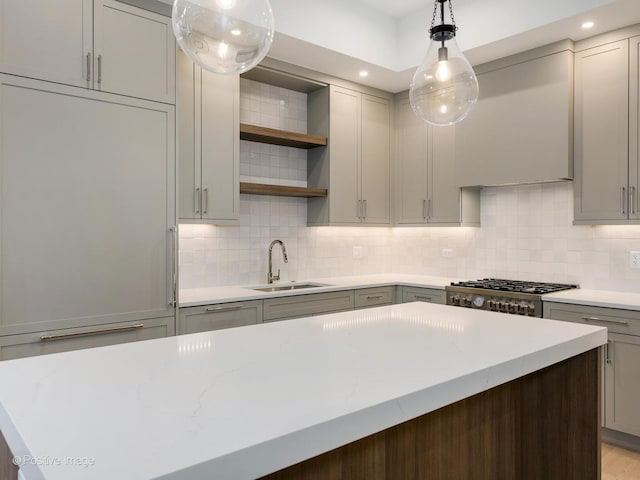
[603,442,640,480]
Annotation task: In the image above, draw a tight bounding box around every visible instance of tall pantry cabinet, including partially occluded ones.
[0,2,176,360]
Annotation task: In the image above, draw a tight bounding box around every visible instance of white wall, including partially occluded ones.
[179,82,640,293]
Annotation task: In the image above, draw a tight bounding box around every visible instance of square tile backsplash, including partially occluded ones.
[179,81,640,293]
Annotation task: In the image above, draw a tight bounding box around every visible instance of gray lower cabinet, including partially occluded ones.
[263,291,355,322]
[543,302,640,437]
[400,287,446,305]
[0,317,174,361]
[354,287,395,309]
[178,301,262,334]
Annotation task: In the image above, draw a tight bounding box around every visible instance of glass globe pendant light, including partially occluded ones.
[409,0,478,126]
[172,0,275,75]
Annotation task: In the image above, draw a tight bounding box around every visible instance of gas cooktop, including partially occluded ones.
[449,279,578,295]
[445,279,579,317]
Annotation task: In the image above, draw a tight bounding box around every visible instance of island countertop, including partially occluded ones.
[0,303,606,480]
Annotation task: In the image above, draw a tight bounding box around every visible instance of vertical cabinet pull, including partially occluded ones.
[631,186,636,215]
[86,52,92,82]
[195,188,201,213]
[422,199,427,219]
[621,186,626,215]
[364,199,367,219]
[97,54,103,84]
[170,226,177,307]
[203,188,208,214]
[606,340,612,365]
[428,199,432,219]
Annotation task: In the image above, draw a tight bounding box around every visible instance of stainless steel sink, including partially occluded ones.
[251,282,330,292]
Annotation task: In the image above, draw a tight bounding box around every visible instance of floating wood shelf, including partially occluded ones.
[240,123,327,149]
[240,182,327,198]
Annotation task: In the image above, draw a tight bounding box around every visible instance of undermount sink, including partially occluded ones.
[251,282,331,293]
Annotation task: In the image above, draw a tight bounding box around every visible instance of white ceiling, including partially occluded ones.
[160,0,640,92]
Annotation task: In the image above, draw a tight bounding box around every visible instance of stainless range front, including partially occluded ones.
[445,279,578,318]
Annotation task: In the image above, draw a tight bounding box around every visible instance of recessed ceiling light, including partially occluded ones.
[231,29,242,36]
[582,21,595,29]
[359,71,369,77]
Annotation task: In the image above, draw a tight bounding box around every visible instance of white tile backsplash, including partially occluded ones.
[179,82,640,293]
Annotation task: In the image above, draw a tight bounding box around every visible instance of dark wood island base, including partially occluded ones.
[262,348,601,480]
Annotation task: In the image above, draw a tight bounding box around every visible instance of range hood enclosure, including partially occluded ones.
[455,41,574,187]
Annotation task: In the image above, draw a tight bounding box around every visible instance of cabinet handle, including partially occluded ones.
[170,225,177,307]
[366,295,384,300]
[97,54,102,85]
[631,186,636,215]
[581,316,629,326]
[364,199,367,218]
[422,199,427,219]
[41,323,144,341]
[415,295,432,301]
[203,188,208,214]
[195,187,201,213]
[621,186,626,215]
[206,305,244,312]
[86,52,92,82]
[428,199,432,219]
[606,340,612,365]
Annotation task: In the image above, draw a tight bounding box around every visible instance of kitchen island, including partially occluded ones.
[0,302,606,480]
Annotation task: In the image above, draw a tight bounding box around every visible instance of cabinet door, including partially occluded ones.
[429,125,460,224]
[94,0,175,103]
[574,40,629,222]
[401,287,446,304]
[0,0,92,87]
[361,94,390,224]
[0,75,176,336]
[329,86,361,224]
[0,317,174,361]
[605,333,640,436]
[263,291,355,322]
[200,69,240,221]
[630,36,640,221]
[396,96,428,224]
[177,48,200,220]
[178,301,261,334]
[354,287,395,309]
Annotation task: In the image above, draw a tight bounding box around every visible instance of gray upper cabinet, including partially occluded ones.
[455,42,574,187]
[0,75,176,337]
[574,32,640,224]
[308,85,391,225]
[0,0,175,104]
[177,49,240,224]
[396,94,479,225]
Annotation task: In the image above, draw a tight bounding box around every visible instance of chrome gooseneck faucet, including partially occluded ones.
[268,239,288,284]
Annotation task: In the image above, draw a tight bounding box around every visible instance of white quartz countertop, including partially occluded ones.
[544,289,640,311]
[0,303,606,480]
[179,274,461,307]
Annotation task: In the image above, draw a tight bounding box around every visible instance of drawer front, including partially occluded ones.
[354,287,395,309]
[401,287,446,305]
[543,303,640,336]
[263,291,355,322]
[0,316,174,361]
[178,301,262,335]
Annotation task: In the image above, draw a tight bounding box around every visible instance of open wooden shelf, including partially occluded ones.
[240,182,327,198]
[240,123,327,149]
